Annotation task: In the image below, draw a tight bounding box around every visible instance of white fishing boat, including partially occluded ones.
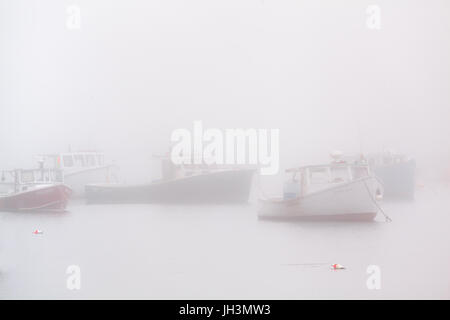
[38,151,118,197]
[258,157,384,221]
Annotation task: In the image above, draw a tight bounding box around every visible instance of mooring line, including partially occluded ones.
[362,178,391,222]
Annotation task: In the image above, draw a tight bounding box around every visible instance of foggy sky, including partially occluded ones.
[1,0,449,181]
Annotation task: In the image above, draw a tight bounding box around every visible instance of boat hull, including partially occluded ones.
[372,159,415,200]
[86,169,255,204]
[258,177,380,221]
[0,184,72,212]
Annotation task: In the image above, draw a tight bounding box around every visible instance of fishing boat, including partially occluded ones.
[365,151,416,200]
[0,166,72,212]
[38,151,118,197]
[85,156,255,204]
[258,156,383,221]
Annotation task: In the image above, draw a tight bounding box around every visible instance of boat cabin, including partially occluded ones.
[0,168,64,194]
[41,152,106,170]
[284,163,371,198]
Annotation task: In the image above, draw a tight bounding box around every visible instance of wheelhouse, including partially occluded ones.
[41,152,106,169]
[286,163,371,194]
[1,168,64,193]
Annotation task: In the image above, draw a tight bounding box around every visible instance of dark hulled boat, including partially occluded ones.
[85,158,255,204]
[369,154,416,200]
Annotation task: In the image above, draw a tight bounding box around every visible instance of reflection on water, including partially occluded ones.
[1,182,449,299]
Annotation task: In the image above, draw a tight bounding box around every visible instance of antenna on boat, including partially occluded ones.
[357,125,364,157]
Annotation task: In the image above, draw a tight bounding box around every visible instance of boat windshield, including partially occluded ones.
[309,167,330,184]
[57,153,104,168]
[19,169,63,184]
[97,154,104,166]
[86,154,97,166]
[21,171,35,183]
[352,166,369,179]
[307,167,330,192]
[330,166,350,183]
[74,154,85,167]
[305,164,366,193]
[63,155,74,167]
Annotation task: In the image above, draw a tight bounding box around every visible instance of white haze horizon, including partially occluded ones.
[1,1,449,182]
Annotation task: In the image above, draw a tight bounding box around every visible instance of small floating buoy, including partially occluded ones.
[331,263,345,270]
[32,229,43,235]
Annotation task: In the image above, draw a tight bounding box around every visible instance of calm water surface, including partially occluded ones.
[1,182,449,299]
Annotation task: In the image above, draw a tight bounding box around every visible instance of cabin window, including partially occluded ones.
[86,155,96,167]
[352,167,369,179]
[63,155,74,167]
[74,155,86,167]
[21,171,35,183]
[309,168,329,184]
[54,170,63,182]
[97,155,104,166]
[330,167,349,183]
[45,157,58,169]
[36,171,45,182]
